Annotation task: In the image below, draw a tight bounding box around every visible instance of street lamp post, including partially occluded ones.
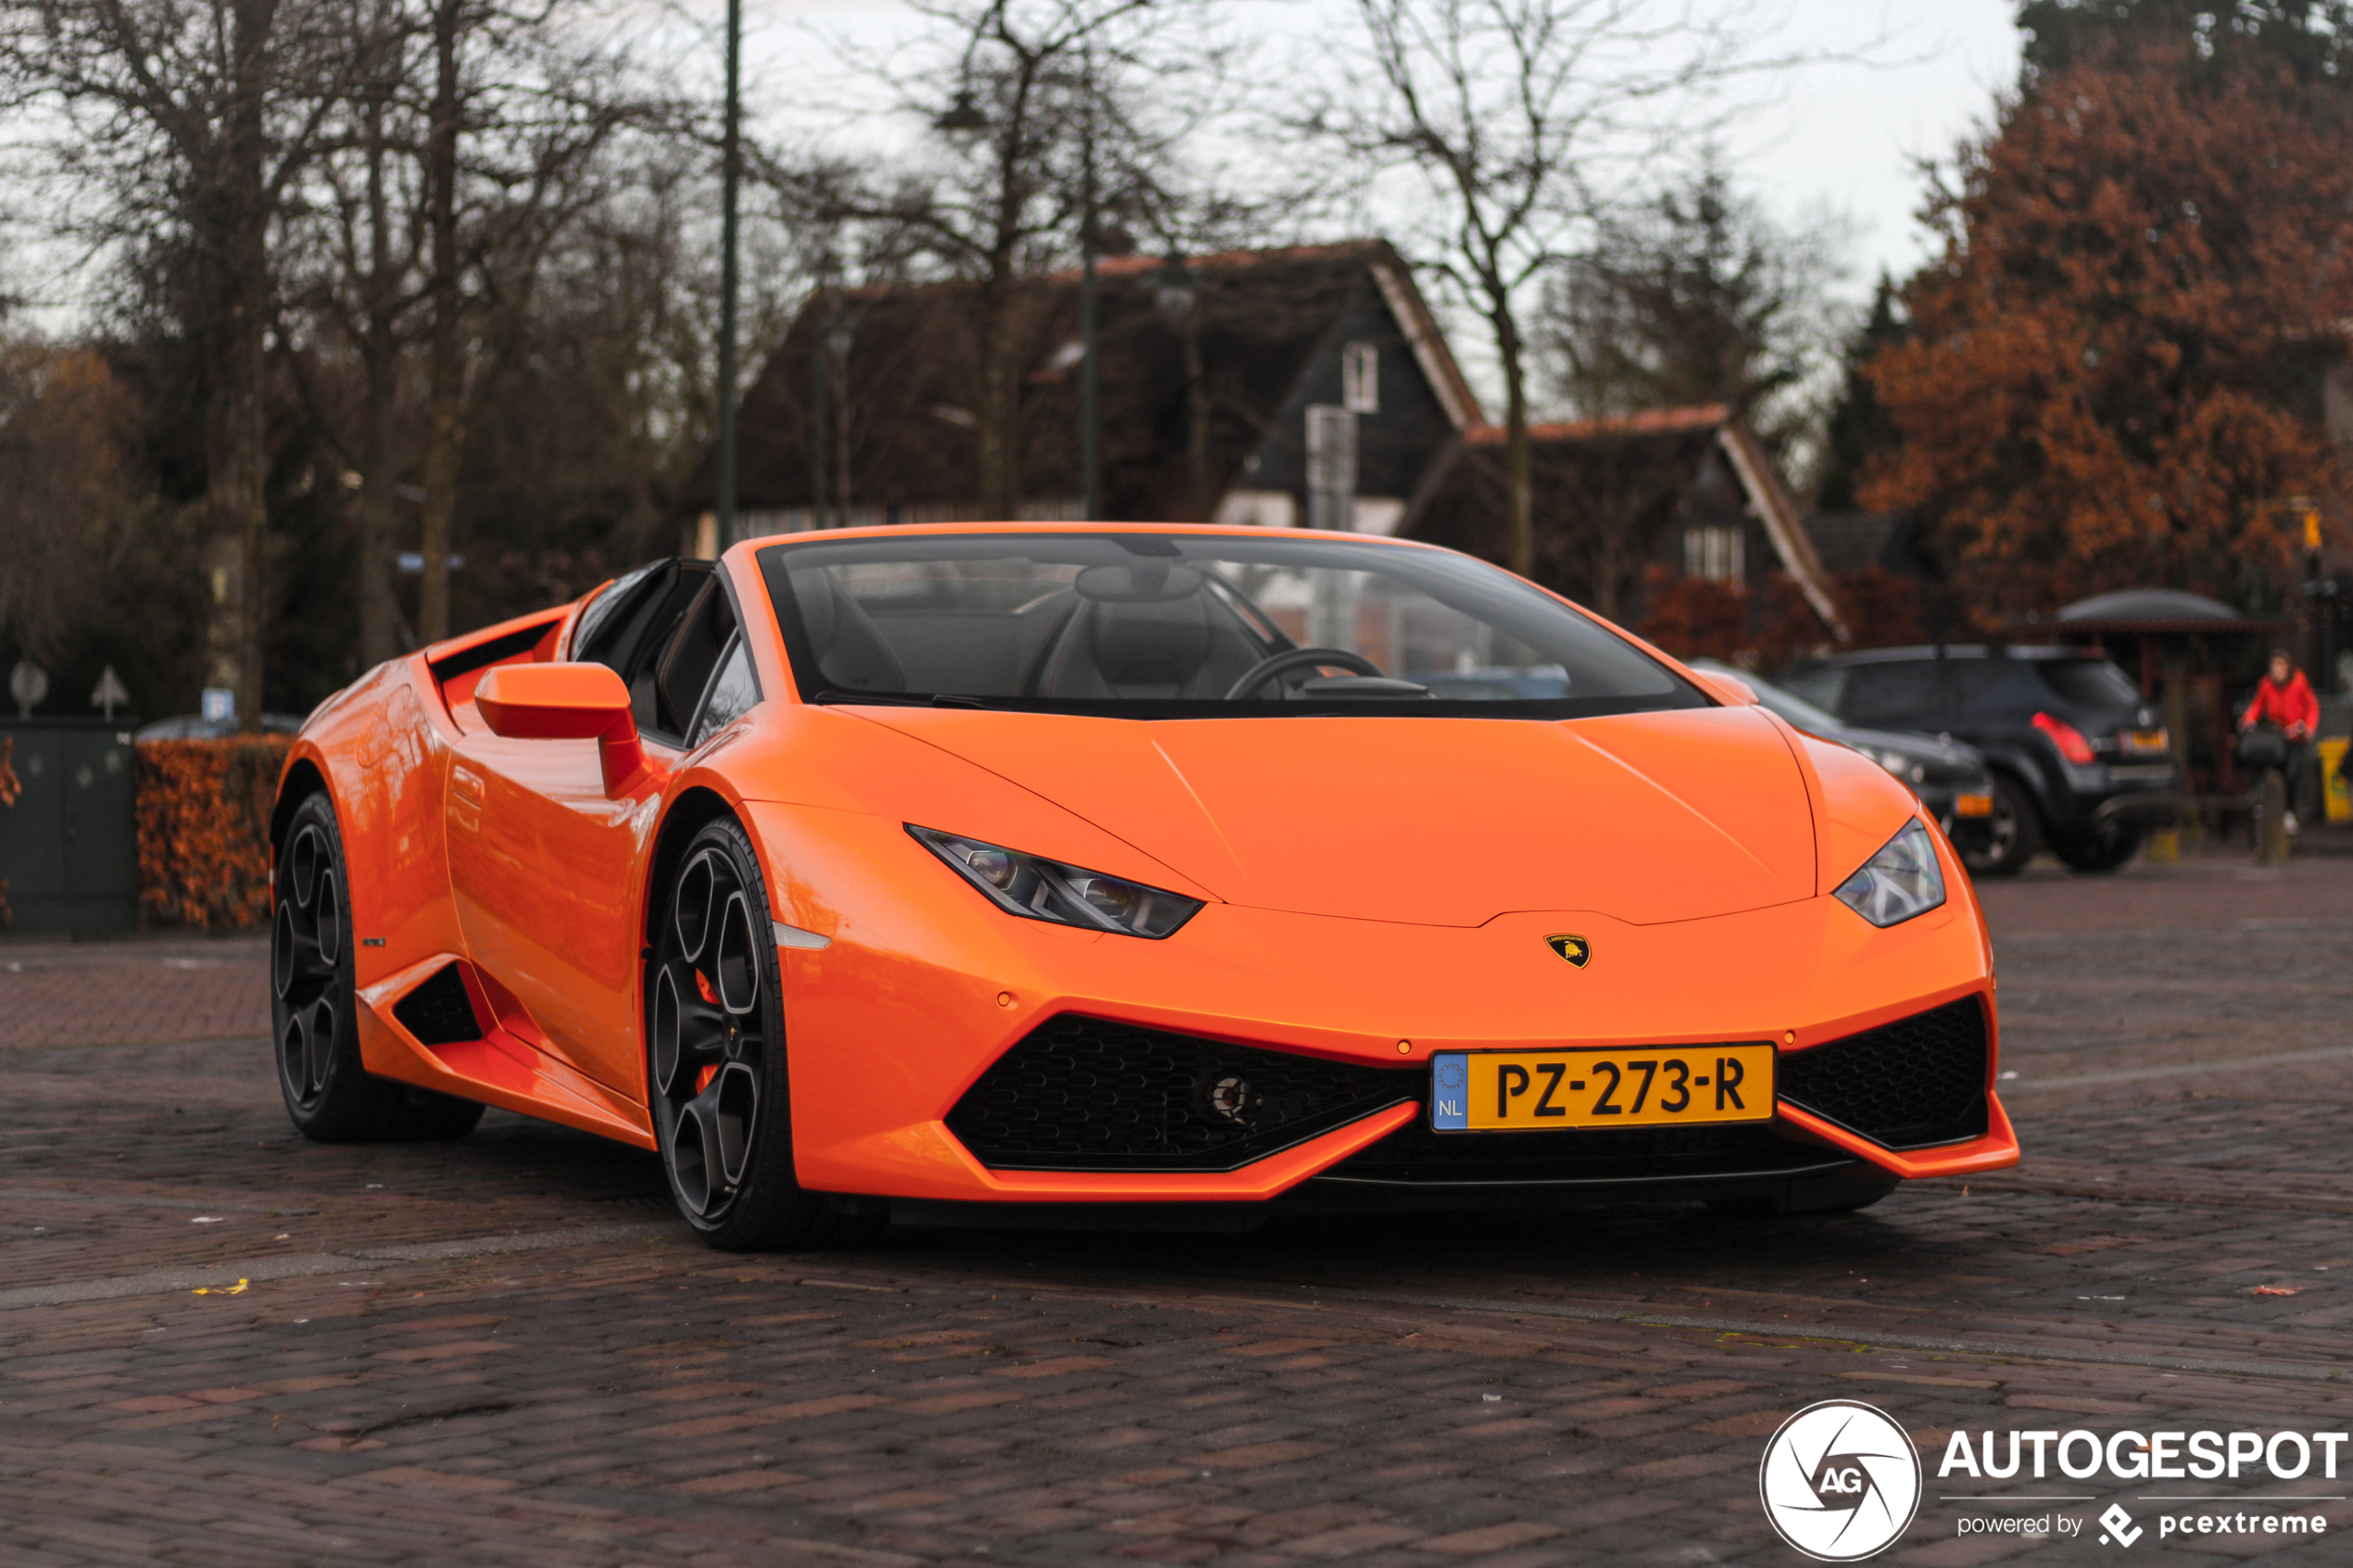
[1077,44,1100,522]
[1152,251,1207,519]
[826,304,855,524]
[808,288,829,530]
[716,0,743,548]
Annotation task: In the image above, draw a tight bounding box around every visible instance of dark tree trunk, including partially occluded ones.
[418,0,461,644]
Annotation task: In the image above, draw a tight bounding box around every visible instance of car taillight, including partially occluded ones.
[2032,710,2096,764]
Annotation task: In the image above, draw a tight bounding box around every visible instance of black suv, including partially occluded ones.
[1776,646,2177,875]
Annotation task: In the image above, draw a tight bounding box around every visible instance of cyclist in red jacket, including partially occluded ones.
[2241,649,2322,832]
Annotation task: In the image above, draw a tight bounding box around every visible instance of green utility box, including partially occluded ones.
[0,719,139,935]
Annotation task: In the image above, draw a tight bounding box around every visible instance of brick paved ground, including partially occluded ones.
[4,853,2353,1565]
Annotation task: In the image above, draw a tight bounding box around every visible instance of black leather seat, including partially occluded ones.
[791,573,906,694]
[1035,595,1257,699]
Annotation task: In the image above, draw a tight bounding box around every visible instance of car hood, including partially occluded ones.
[849,706,1817,927]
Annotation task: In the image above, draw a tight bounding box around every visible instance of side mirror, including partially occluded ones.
[474,662,652,796]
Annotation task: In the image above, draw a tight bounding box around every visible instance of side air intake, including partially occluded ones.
[1777,997,1989,1149]
[392,963,484,1046]
[946,1014,1415,1173]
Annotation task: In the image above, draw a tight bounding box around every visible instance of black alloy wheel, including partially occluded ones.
[1960,774,2042,878]
[272,793,484,1142]
[646,817,875,1250]
[2053,821,2142,874]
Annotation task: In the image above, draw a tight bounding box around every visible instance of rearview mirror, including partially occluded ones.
[1074,562,1206,603]
[474,662,652,796]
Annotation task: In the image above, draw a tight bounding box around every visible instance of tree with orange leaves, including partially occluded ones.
[1861,57,2353,615]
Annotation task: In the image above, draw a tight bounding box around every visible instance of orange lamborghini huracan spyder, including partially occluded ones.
[270,523,2018,1248]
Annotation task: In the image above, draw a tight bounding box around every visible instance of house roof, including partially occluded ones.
[1403,406,1844,637]
[1463,405,1731,445]
[680,239,1479,521]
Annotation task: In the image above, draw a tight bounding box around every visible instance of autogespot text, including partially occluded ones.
[1939,1428,2342,1545]
[1938,1427,2348,1481]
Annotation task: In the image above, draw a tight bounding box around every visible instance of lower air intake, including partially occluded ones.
[392,963,483,1046]
[946,1014,1415,1173]
[1778,997,1989,1149]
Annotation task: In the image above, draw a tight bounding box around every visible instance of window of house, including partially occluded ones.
[1342,341,1379,414]
[1681,524,1744,583]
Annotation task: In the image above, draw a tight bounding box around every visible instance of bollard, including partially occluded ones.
[2258,770,2290,865]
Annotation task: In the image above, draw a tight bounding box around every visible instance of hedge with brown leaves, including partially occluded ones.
[135,737,293,929]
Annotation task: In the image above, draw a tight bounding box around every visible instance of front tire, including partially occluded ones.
[646,817,875,1250]
[1961,774,2042,878]
[2054,821,2142,874]
[272,793,484,1142]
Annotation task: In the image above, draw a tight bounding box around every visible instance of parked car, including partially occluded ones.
[1688,660,1995,864]
[1775,646,2176,876]
[133,713,307,740]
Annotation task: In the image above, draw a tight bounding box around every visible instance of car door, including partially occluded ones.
[446,563,749,1096]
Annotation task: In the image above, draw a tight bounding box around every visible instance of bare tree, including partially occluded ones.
[1544,155,1849,467]
[287,0,429,667]
[414,0,650,642]
[1302,0,1790,577]
[761,0,1227,520]
[286,0,661,648]
[0,0,367,726]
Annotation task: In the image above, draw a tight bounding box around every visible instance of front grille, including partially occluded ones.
[1319,1120,1841,1185]
[1778,997,1988,1148]
[946,1014,1415,1172]
[392,963,482,1046]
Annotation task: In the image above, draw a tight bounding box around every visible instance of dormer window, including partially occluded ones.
[1682,524,1744,583]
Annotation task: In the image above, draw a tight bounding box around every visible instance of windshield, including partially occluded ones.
[2037,658,2141,711]
[754,531,1706,719]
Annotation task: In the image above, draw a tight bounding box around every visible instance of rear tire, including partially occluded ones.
[2054,822,2142,874]
[272,793,485,1143]
[646,816,879,1251]
[1961,774,2042,878]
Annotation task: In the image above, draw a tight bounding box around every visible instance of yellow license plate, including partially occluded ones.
[2122,728,2169,755]
[1429,1045,1776,1131]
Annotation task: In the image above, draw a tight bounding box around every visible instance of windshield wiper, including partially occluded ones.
[806,688,999,709]
[808,688,930,706]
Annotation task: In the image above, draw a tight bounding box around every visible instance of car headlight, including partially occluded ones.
[1833,820,1946,928]
[908,825,1203,939]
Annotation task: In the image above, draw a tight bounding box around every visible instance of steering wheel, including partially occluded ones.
[1223,647,1382,700]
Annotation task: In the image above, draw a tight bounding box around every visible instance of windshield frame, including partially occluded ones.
[752,529,1714,721]
[1694,662,1845,735]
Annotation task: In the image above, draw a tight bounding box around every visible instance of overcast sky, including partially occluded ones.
[720,0,2026,291]
[2,0,2023,333]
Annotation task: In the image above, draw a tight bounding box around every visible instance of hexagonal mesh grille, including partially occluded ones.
[1778,997,1988,1149]
[946,1014,1416,1172]
[392,963,482,1047]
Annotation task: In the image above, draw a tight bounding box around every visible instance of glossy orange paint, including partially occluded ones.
[475,662,653,795]
[275,521,2018,1204]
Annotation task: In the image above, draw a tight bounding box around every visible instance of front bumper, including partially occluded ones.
[749,803,2018,1207]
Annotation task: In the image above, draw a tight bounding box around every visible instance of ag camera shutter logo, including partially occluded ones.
[1759,1400,1923,1561]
